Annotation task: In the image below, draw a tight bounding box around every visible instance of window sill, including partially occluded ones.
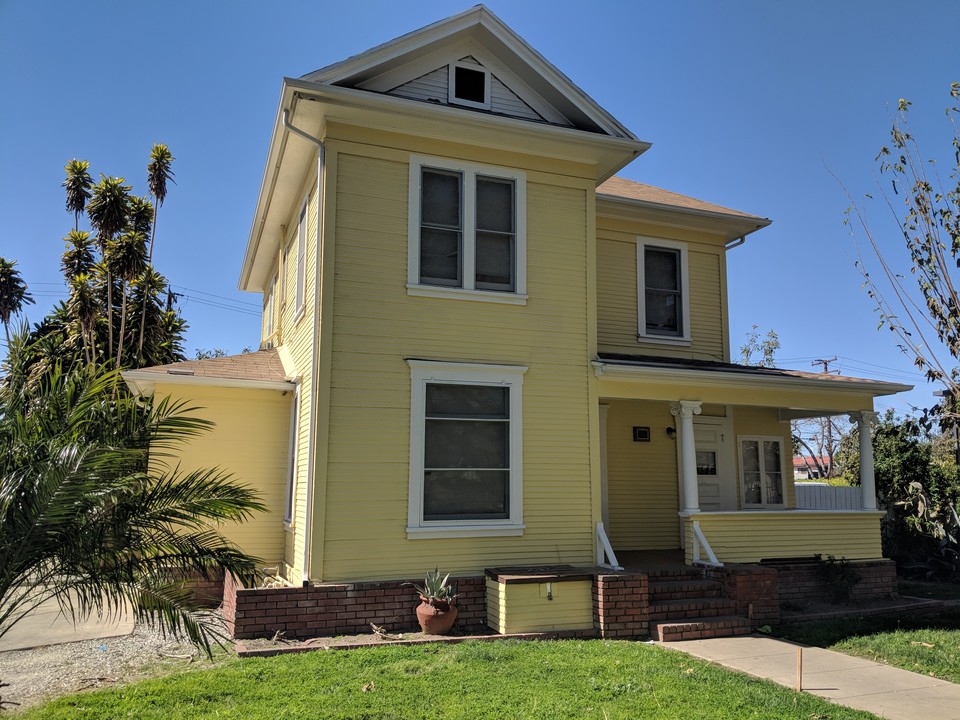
[406,523,525,539]
[283,520,294,532]
[636,333,691,347]
[292,306,306,327]
[407,284,528,306]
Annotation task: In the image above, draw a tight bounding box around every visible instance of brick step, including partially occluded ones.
[648,578,722,601]
[652,615,753,642]
[648,597,737,621]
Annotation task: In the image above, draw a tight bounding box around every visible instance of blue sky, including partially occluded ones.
[1,0,958,415]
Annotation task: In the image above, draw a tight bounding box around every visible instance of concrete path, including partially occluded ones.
[0,598,133,652]
[663,634,960,720]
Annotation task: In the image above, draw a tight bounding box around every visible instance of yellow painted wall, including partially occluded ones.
[684,511,884,564]
[149,383,292,566]
[486,579,594,634]
[596,215,727,362]
[604,399,680,550]
[318,131,598,581]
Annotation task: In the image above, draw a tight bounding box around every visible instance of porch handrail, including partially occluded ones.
[692,520,723,567]
[596,521,624,570]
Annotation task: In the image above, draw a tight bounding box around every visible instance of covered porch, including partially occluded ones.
[593,354,910,568]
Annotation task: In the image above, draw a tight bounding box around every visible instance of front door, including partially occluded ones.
[693,417,737,511]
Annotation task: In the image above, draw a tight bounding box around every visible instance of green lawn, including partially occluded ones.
[775,607,960,684]
[20,639,879,719]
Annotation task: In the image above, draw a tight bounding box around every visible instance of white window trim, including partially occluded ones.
[447,61,492,110]
[283,383,302,527]
[407,155,527,304]
[263,275,275,345]
[636,237,691,345]
[406,359,526,539]
[738,435,787,509]
[294,197,308,320]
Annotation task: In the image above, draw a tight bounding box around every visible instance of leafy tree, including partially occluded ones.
[738,323,780,368]
[845,83,960,421]
[0,258,34,346]
[0,364,264,654]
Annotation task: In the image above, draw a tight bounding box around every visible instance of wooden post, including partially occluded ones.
[796,647,803,691]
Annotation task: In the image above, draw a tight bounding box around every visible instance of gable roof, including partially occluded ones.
[301,5,636,139]
[123,349,294,393]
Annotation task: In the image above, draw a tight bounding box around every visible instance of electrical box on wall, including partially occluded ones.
[633,426,651,442]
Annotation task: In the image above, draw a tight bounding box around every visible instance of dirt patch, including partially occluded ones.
[779,594,944,623]
[0,615,233,711]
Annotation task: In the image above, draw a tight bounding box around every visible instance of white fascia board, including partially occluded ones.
[592,361,912,398]
[123,369,295,396]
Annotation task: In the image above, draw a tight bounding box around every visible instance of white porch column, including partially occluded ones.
[852,410,879,511]
[672,400,703,513]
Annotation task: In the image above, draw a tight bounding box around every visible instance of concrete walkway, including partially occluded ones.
[664,634,960,719]
[0,598,133,652]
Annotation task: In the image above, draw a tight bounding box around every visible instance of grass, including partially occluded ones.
[775,607,960,684]
[18,639,879,719]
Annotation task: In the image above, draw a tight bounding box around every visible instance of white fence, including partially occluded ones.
[795,482,862,510]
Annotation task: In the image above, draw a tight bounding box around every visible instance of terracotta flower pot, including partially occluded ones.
[416,596,458,635]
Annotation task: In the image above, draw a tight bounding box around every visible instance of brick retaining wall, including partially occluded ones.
[223,573,486,640]
[776,559,897,605]
[707,564,780,624]
[593,573,649,638]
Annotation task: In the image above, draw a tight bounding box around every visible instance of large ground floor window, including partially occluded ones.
[407,360,526,538]
[739,436,785,508]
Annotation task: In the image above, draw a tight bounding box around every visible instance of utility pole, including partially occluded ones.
[811,358,838,476]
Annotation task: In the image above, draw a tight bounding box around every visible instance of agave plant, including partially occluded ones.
[414,568,459,606]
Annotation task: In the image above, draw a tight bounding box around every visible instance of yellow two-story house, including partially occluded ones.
[125,7,909,640]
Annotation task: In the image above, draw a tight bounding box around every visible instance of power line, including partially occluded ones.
[171,284,260,308]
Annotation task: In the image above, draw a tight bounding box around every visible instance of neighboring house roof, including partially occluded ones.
[594,353,911,398]
[123,349,295,394]
[793,456,829,469]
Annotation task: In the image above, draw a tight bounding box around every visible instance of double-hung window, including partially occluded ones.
[739,436,785,508]
[407,360,526,538]
[408,156,526,303]
[636,237,690,342]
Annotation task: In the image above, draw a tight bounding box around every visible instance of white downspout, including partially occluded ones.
[282,106,325,586]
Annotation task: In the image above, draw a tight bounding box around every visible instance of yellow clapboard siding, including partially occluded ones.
[150,383,292,567]
[596,217,727,361]
[486,579,593,633]
[684,512,884,564]
[316,147,597,581]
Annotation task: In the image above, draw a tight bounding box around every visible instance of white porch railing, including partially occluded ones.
[596,521,624,570]
[795,483,863,510]
[691,520,723,567]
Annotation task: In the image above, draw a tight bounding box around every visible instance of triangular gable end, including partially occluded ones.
[299,5,635,139]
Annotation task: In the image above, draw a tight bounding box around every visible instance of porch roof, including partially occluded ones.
[593,353,911,410]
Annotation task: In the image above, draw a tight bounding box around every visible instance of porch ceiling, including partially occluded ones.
[593,354,911,412]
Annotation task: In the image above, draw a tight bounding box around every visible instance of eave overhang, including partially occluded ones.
[238,79,650,293]
[593,359,911,407]
[123,369,296,396]
[596,193,772,243]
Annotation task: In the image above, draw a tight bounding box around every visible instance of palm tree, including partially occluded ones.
[61,230,96,280]
[0,258,34,346]
[66,274,97,364]
[106,231,147,368]
[62,160,93,232]
[0,364,264,654]
[139,145,174,355]
[86,176,131,360]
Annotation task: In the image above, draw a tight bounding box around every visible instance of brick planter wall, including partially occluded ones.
[223,574,486,640]
[707,564,780,624]
[775,559,897,606]
[593,573,650,638]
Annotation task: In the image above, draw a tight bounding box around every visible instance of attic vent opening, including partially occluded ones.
[449,62,491,110]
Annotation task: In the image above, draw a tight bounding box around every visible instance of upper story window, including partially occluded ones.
[448,61,491,110]
[408,156,527,305]
[636,237,690,344]
[407,360,526,538]
[294,198,308,317]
